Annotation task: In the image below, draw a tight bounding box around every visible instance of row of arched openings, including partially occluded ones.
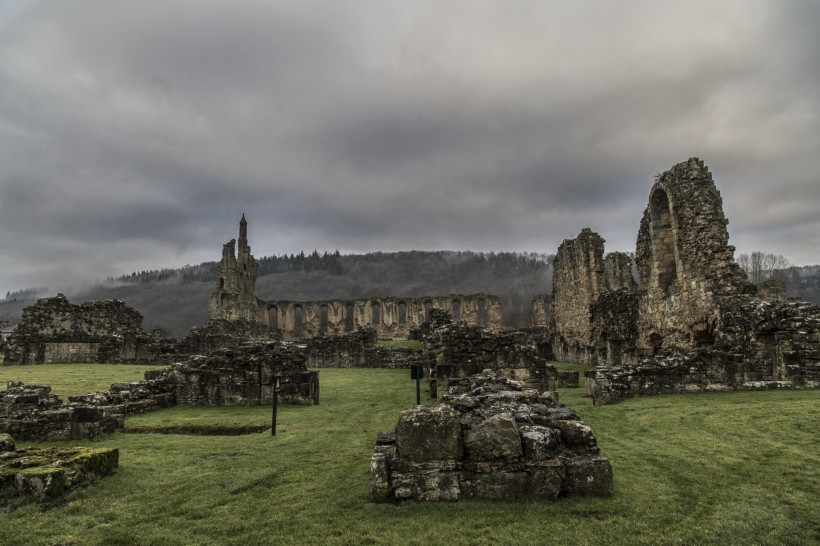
[267,298,487,332]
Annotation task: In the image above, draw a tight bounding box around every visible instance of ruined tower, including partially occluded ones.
[208,215,262,321]
[635,158,752,353]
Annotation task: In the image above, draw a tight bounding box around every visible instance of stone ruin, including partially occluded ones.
[0,342,319,442]
[0,381,125,441]
[552,229,638,367]
[0,433,119,505]
[207,216,503,340]
[545,158,820,404]
[0,294,161,365]
[423,310,557,396]
[370,370,612,502]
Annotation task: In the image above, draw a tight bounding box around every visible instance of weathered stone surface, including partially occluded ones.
[396,406,462,462]
[425,320,557,394]
[561,455,613,496]
[544,158,820,404]
[465,413,522,462]
[0,439,118,505]
[371,370,612,502]
[0,294,158,364]
[0,434,14,452]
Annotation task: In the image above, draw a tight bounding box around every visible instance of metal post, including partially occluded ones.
[416,375,421,406]
[271,375,280,436]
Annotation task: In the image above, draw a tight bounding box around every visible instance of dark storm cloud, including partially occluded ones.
[1,0,819,295]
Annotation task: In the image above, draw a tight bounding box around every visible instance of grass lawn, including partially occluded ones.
[0,367,817,545]
[0,363,167,398]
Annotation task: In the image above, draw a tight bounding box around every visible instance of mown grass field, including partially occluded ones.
[0,365,818,546]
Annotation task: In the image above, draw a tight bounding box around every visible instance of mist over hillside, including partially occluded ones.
[1,251,553,337]
[2,251,818,339]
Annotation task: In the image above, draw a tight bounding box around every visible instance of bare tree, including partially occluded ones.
[738,251,791,284]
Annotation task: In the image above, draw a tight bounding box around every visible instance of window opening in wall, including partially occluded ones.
[320,304,328,333]
[398,301,407,325]
[477,299,486,327]
[371,302,381,326]
[294,305,304,334]
[345,303,354,331]
[452,300,461,322]
[269,306,278,331]
[424,300,433,322]
[650,188,678,293]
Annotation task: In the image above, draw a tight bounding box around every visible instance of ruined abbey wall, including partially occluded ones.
[588,158,820,404]
[208,214,263,322]
[635,158,752,353]
[263,294,501,341]
[0,294,152,364]
[551,230,637,365]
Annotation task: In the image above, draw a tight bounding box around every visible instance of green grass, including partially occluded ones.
[0,367,818,545]
[0,363,166,398]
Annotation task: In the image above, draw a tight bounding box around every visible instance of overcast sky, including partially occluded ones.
[1,1,818,296]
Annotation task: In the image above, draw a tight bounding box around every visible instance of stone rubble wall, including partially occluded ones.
[0,342,320,440]
[0,434,119,505]
[304,329,420,369]
[371,370,612,502]
[425,319,557,394]
[590,297,820,404]
[1,294,155,364]
[636,158,754,353]
[0,382,124,441]
[528,294,553,328]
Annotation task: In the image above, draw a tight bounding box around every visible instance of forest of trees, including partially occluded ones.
[2,249,817,339]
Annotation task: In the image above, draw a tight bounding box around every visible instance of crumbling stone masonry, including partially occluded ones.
[264,294,502,341]
[589,158,820,404]
[304,329,420,369]
[370,370,612,502]
[208,214,262,322]
[207,216,503,340]
[551,229,638,366]
[0,343,319,441]
[0,434,119,505]
[424,315,557,395]
[0,294,154,365]
[0,382,124,441]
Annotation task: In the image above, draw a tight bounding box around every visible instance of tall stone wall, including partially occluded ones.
[552,230,637,365]
[0,294,153,364]
[636,158,753,354]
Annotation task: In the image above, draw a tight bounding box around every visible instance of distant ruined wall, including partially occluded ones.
[264,294,502,341]
[529,294,553,329]
[1,294,152,365]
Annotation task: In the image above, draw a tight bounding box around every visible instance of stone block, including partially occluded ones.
[519,425,559,460]
[396,406,462,462]
[462,471,529,500]
[465,413,522,462]
[561,455,613,496]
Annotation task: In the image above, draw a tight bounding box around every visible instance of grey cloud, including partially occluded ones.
[1,0,819,295]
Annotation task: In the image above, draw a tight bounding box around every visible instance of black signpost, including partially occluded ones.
[271,375,281,436]
[410,364,424,405]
